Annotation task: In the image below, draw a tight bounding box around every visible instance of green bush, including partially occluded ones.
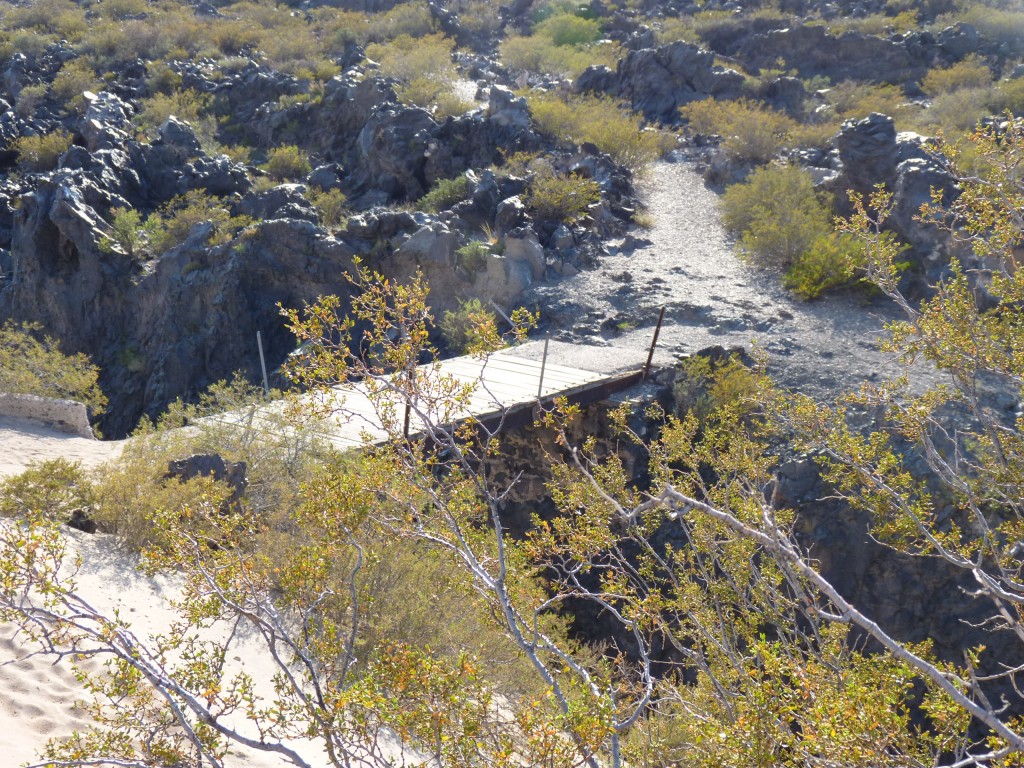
[262,145,311,181]
[416,175,470,212]
[99,207,147,260]
[308,187,348,229]
[680,97,797,165]
[14,130,73,172]
[526,170,601,223]
[134,88,216,148]
[51,58,100,114]
[500,31,619,79]
[0,321,107,415]
[365,32,460,111]
[782,232,862,299]
[721,164,831,268]
[533,11,602,46]
[143,190,251,254]
[0,459,95,523]
[921,55,992,96]
[440,297,498,354]
[14,83,48,119]
[528,92,669,172]
[721,164,864,298]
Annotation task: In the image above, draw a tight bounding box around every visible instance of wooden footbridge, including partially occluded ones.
[306,348,648,451]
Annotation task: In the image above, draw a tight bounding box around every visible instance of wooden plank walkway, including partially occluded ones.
[209,350,641,452]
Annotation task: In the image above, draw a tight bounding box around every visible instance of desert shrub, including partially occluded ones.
[526,170,601,223]
[143,190,251,254]
[921,86,993,132]
[99,207,147,260]
[500,31,619,79]
[80,17,174,66]
[134,88,219,150]
[440,297,499,354]
[921,55,992,95]
[5,0,86,37]
[673,351,762,425]
[721,163,831,268]
[933,4,1024,56]
[417,175,470,212]
[14,83,48,118]
[134,88,212,131]
[262,145,311,181]
[453,0,503,37]
[365,32,458,109]
[308,187,348,229]
[0,30,53,62]
[828,8,920,35]
[533,11,602,46]
[822,80,915,123]
[528,92,669,171]
[992,77,1024,115]
[94,0,149,20]
[0,459,95,523]
[782,232,863,299]
[51,58,100,114]
[0,321,107,415]
[365,0,436,42]
[681,97,797,164]
[14,130,73,172]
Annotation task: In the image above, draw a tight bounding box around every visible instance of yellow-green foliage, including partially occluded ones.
[827,8,920,35]
[133,88,217,148]
[0,459,95,523]
[51,58,100,113]
[933,3,1024,55]
[721,163,830,268]
[14,83,47,119]
[99,207,147,260]
[440,297,499,354]
[143,190,252,254]
[526,168,601,223]
[0,321,107,415]
[365,32,466,112]
[500,32,619,79]
[721,163,861,298]
[673,351,762,425]
[262,145,311,181]
[308,187,348,229]
[528,92,670,171]
[416,175,470,212]
[680,97,797,164]
[13,129,73,172]
[921,55,992,95]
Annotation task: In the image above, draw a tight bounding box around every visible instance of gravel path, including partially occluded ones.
[515,157,924,400]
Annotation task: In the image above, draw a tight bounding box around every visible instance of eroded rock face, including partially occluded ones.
[830,113,959,282]
[735,25,928,84]
[2,171,360,436]
[576,41,745,123]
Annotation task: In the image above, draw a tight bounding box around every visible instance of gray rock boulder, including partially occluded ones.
[576,41,745,122]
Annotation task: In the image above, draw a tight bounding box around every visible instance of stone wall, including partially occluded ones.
[0,393,95,438]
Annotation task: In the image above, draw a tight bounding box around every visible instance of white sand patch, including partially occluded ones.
[0,415,125,480]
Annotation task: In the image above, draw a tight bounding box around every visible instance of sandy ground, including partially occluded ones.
[0,415,125,480]
[0,523,407,767]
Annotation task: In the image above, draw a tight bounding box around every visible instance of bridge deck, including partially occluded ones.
[309,350,633,450]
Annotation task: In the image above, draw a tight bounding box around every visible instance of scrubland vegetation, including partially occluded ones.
[8,0,1024,763]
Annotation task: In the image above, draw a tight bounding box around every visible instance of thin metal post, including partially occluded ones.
[256,331,270,396]
[537,336,550,399]
[642,307,665,381]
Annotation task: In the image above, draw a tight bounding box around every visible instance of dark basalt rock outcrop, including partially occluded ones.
[576,41,745,123]
[735,25,928,84]
[829,113,959,282]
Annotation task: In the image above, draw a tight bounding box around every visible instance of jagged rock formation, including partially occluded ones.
[576,41,745,123]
